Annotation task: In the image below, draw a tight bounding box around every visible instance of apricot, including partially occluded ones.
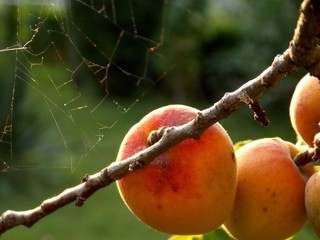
[223,138,309,240]
[116,104,236,235]
[305,171,320,237]
[290,74,320,146]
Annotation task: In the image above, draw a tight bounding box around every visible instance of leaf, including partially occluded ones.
[203,227,234,240]
[168,235,203,240]
[234,139,252,151]
[294,137,308,151]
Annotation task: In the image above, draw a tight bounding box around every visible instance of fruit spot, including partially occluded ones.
[156,204,163,210]
[266,188,276,198]
[171,183,180,192]
[145,147,195,197]
[231,151,236,162]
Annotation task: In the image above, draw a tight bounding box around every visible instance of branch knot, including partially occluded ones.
[147,126,166,146]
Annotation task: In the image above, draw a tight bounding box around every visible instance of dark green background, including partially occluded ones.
[0,0,316,239]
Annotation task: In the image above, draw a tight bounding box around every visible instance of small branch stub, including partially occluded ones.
[76,196,86,207]
[190,111,209,140]
[248,101,270,127]
[147,127,166,146]
[237,91,270,127]
[128,159,145,172]
[81,174,89,183]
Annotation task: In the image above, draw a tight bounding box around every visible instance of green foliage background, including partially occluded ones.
[0,0,317,239]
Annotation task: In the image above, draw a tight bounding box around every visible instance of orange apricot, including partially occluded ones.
[223,138,310,240]
[290,74,320,146]
[305,171,320,237]
[116,104,237,235]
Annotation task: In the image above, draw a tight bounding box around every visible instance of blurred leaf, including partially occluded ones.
[291,224,319,240]
[294,137,308,151]
[314,165,320,171]
[168,225,319,240]
[203,227,233,240]
[234,139,252,151]
[168,235,203,240]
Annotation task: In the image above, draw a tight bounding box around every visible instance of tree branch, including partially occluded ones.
[1,0,320,235]
[289,0,320,77]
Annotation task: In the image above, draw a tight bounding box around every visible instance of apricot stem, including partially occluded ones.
[312,132,320,161]
[294,148,315,166]
[293,132,320,166]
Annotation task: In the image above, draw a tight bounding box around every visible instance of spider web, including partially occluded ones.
[0,0,171,174]
[0,0,302,184]
[0,0,300,189]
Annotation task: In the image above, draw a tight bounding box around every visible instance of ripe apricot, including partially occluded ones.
[116,104,236,235]
[223,138,309,240]
[290,74,320,146]
[305,171,320,237]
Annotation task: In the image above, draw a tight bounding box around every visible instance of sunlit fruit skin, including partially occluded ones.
[116,104,236,235]
[305,171,320,237]
[290,74,320,146]
[223,138,309,240]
